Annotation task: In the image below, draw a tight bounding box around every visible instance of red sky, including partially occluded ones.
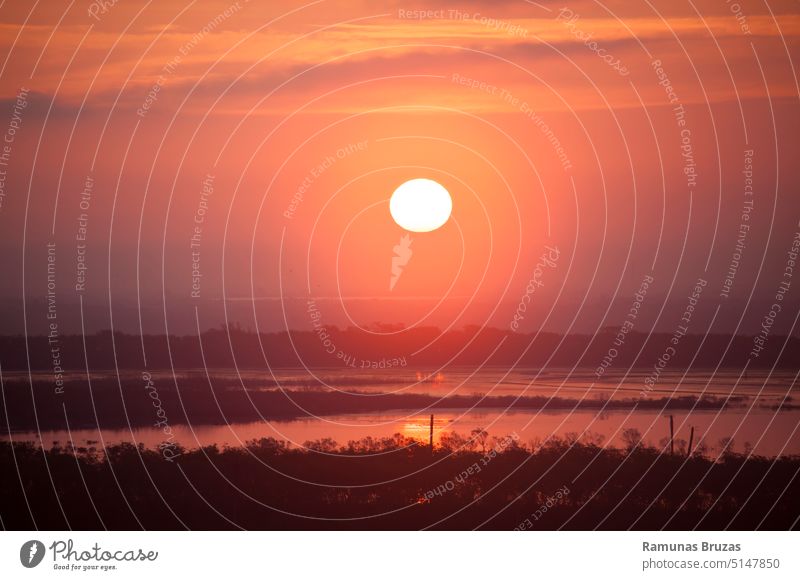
[0,0,798,335]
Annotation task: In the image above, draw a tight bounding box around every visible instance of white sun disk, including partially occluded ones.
[389,178,452,233]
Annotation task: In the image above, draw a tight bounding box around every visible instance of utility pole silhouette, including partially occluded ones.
[429,414,434,454]
[669,415,674,454]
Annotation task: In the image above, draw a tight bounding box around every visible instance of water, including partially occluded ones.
[5,367,796,399]
[6,369,798,457]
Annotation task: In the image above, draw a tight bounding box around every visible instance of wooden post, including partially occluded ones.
[429,414,434,453]
[669,415,674,455]
[687,426,694,457]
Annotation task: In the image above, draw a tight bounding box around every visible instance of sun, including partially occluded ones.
[389,178,452,233]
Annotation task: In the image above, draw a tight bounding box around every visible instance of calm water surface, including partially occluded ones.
[7,369,799,456]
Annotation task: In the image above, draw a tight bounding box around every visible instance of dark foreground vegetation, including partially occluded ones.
[2,435,798,530]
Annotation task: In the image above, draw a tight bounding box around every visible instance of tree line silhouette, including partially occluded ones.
[1,433,797,530]
[1,326,797,371]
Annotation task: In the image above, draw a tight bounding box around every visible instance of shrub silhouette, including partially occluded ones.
[1,434,797,530]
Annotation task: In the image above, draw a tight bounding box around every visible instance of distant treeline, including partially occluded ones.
[1,436,797,530]
[1,326,797,371]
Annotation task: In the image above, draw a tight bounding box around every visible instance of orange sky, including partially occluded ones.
[0,0,798,335]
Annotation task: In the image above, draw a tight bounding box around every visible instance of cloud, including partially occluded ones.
[0,2,797,117]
